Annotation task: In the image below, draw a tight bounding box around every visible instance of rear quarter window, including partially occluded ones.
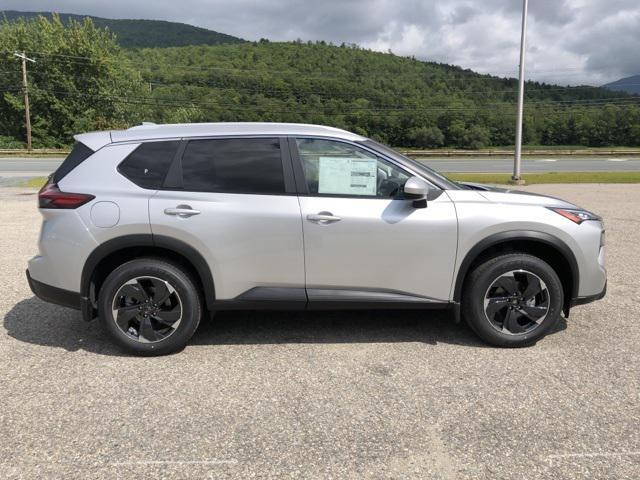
[52,142,94,183]
[118,141,180,189]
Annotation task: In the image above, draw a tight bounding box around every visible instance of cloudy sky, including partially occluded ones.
[1,0,638,85]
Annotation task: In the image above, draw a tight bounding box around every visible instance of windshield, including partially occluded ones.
[358,139,460,190]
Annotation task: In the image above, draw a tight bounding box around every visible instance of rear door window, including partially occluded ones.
[118,141,180,189]
[180,138,285,194]
[52,142,94,183]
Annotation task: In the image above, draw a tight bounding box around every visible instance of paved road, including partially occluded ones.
[422,156,640,172]
[0,158,63,178]
[1,185,639,479]
[1,156,640,178]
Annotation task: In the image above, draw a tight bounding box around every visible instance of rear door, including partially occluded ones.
[149,137,305,301]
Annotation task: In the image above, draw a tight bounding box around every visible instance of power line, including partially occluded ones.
[17,85,638,109]
[16,67,635,107]
[12,69,633,105]
[9,48,635,91]
[2,52,638,115]
[6,49,636,100]
[13,48,637,75]
[4,85,637,116]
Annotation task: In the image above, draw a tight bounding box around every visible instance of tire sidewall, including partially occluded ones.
[98,259,202,356]
[463,254,564,347]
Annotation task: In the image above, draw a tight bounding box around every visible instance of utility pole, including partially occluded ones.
[511,0,528,185]
[14,52,36,151]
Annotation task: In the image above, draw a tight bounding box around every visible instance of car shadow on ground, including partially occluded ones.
[4,296,567,356]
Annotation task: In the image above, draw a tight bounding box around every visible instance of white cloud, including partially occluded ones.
[1,0,638,85]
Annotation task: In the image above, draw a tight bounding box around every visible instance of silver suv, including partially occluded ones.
[27,123,606,355]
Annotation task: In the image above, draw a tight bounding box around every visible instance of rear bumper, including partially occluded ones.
[26,269,81,310]
[571,280,607,307]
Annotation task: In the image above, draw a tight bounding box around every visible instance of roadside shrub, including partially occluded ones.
[409,126,445,148]
[0,135,24,149]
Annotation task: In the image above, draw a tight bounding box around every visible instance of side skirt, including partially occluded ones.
[211,287,452,312]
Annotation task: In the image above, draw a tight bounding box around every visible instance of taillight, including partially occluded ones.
[38,180,95,209]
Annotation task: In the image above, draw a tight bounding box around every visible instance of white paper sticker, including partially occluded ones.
[318,157,377,195]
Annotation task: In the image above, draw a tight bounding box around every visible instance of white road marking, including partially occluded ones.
[547,451,640,462]
[536,159,557,162]
[111,459,239,466]
[607,158,629,162]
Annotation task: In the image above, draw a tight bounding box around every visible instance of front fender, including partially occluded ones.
[452,229,579,303]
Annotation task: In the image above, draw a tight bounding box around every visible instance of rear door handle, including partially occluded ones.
[164,205,201,218]
[306,212,342,224]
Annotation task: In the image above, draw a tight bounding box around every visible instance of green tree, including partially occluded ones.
[629,124,640,146]
[0,14,148,147]
[408,126,444,148]
[461,125,491,149]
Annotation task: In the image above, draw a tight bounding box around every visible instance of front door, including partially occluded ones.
[293,138,458,302]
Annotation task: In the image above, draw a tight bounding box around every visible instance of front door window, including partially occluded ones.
[296,138,410,198]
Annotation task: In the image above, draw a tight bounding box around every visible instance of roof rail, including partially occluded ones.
[128,122,157,130]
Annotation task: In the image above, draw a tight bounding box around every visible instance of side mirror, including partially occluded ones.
[403,176,430,208]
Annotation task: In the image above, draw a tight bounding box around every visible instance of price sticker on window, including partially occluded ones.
[318,157,377,195]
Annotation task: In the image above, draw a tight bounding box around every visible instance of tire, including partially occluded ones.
[461,253,563,347]
[98,258,202,356]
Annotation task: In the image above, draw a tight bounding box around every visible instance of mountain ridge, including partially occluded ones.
[0,10,245,48]
[603,74,640,95]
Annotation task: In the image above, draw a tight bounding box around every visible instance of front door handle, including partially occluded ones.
[164,205,201,218]
[306,212,342,225]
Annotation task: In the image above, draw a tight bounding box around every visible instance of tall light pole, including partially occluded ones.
[511,0,529,185]
[14,52,36,151]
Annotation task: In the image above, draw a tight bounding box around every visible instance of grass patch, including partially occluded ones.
[402,145,640,154]
[13,172,640,190]
[480,145,640,152]
[445,172,640,184]
[17,177,48,188]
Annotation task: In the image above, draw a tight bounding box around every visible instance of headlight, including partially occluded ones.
[547,207,601,224]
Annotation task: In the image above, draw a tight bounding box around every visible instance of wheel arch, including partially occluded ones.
[453,231,579,314]
[81,234,216,320]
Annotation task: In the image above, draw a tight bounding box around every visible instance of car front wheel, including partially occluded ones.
[462,253,564,347]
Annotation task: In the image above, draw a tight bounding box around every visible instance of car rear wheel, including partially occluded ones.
[462,253,564,347]
[98,258,202,356]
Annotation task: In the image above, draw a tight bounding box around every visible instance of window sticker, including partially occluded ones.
[318,157,377,195]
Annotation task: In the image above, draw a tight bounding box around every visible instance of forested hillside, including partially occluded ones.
[1,14,639,148]
[131,41,640,148]
[1,10,244,48]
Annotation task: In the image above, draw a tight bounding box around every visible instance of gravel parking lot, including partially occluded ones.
[1,184,639,479]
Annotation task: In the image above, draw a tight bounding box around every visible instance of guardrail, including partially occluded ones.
[1,148,639,157]
[0,149,69,156]
[400,149,640,157]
